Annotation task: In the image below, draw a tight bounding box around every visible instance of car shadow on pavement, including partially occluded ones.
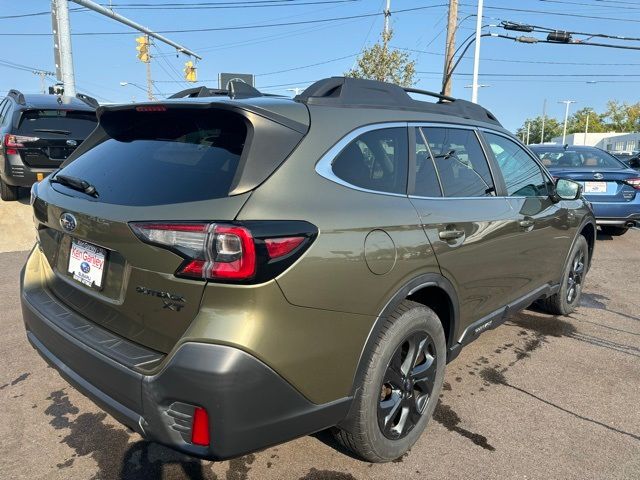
[119,441,216,480]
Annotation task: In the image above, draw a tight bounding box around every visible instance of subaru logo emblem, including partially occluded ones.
[60,212,77,232]
[593,173,604,180]
[66,139,77,147]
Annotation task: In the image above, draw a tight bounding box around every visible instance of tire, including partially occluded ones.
[600,225,628,236]
[539,235,589,316]
[0,179,19,201]
[334,300,446,462]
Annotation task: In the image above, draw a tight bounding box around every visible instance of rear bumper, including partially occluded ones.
[588,199,640,226]
[20,257,350,460]
[2,154,55,188]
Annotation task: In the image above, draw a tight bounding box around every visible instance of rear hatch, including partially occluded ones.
[32,100,308,353]
[13,109,97,168]
[549,168,639,203]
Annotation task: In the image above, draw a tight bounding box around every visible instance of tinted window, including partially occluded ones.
[18,110,97,138]
[484,133,548,197]
[332,127,408,194]
[413,128,441,197]
[422,127,494,197]
[55,109,247,206]
[531,147,625,170]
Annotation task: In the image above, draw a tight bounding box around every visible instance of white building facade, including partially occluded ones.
[550,132,640,153]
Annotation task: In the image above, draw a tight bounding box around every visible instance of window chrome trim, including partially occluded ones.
[314,121,409,197]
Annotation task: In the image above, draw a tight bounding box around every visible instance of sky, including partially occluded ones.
[3,0,640,132]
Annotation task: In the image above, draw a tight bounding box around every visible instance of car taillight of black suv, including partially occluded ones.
[0,89,98,201]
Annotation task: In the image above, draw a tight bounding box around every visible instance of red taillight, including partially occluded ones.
[4,133,39,154]
[135,105,167,112]
[130,222,256,281]
[191,407,210,446]
[265,237,305,259]
[625,177,640,190]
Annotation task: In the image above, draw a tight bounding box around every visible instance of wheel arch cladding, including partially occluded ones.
[348,273,459,397]
[580,222,596,268]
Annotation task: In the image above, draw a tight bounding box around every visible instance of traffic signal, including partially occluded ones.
[136,36,150,63]
[184,61,197,82]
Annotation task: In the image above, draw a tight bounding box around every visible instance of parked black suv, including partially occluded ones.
[0,90,98,201]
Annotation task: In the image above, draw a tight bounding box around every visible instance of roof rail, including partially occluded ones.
[8,89,26,105]
[76,92,99,109]
[169,81,264,100]
[295,77,501,126]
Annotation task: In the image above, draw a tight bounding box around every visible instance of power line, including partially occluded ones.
[0,4,447,36]
[102,0,360,9]
[395,46,640,66]
[459,2,640,24]
[537,0,640,11]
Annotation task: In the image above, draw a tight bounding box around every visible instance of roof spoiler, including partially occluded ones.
[169,81,264,100]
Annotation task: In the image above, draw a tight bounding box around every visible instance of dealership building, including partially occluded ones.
[550,132,640,153]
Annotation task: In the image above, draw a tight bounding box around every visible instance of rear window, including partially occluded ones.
[55,109,247,206]
[532,148,625,169]
[18,110,97,138]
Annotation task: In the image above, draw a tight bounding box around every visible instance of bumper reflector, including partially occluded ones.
[191,406,210,446]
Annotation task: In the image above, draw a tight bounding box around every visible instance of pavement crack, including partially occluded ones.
[480,367,640,442]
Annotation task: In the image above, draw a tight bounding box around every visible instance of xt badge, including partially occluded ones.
[136,286,186,312]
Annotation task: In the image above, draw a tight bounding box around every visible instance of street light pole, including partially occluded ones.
[541,98,547,143]
[471,0,484,103]
[559,100,576,145]
[52,0,76,97]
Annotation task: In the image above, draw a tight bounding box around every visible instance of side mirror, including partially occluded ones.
[553,178,582,201]
[629,157,640,169]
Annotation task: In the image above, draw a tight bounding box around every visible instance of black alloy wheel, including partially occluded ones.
[378,332,437,440]
[566,250,585,304]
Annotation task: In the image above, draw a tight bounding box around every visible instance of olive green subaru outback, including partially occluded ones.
[21,77,595,462]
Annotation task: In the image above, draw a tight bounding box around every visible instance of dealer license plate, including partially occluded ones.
[68,239,107,289]
[584,181,607,193]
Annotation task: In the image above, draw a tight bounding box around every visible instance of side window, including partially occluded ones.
[483,132,548,197]
[422,127,495,197]
[332,127,408,194]
[413,128,441,197]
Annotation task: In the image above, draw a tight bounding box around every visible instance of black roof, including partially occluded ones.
[7,90,96,111]
[163,77,502,127]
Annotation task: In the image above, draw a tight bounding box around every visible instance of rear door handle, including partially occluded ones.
[439,229,465,241]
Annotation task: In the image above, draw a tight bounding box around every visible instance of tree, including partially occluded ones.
[567,107,606,134]
[603,100,640,132]
[516,116,563,144]
[345,30,416,87]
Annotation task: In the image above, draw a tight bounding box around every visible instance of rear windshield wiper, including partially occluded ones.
[50,174,99,197]
[33,128,71,135]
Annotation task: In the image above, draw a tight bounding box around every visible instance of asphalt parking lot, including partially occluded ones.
[0,197,639,480]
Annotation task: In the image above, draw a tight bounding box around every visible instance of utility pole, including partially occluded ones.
[384,0,391,36]
[585,111,590,135]
[559,100,576,145]
[471,0,484,103]
[146,52,154,101]
[51,0,76,96]
[442,0,458,97]
[526,122,531,145]
[541,98,547,143]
